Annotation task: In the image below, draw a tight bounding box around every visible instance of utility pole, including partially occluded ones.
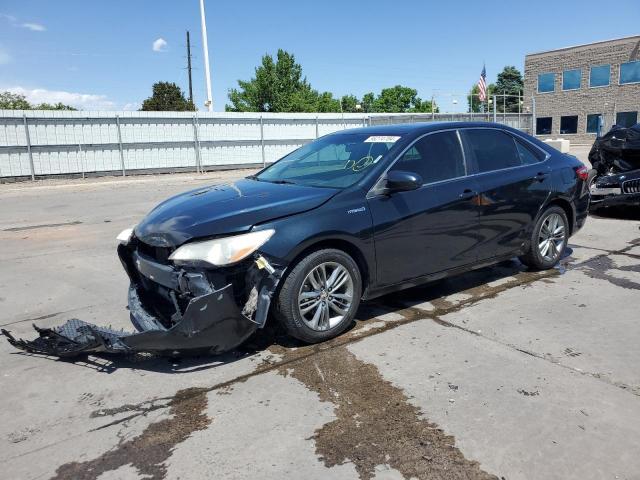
[199,0,213,111]
[186,31,194,105]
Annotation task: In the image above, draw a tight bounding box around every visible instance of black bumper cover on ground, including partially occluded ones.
[2,245,283,357]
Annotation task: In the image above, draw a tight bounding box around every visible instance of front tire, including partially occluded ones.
[519,206,569,270]
[276,249,362,344]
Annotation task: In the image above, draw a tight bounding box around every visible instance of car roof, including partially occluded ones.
[339,121,510,137]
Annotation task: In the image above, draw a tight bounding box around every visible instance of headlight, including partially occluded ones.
[117,226,135,244]
[169,229,275,267]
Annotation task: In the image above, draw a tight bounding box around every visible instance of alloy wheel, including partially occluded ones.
[298,262,354,331]
[538,212,566,262]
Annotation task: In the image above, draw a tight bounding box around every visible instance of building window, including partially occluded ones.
[536,117,552,135]
[616,111,638,128]
[560,116,578,134]
[586,114,603,134]
[590,64,610,87]
[562,69,581,90]
[620,61,640,84]
[538,73,555,93]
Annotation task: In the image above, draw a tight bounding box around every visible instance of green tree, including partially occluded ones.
[365,86,435,113]
[314,91,341,112]
[371,85,417,112]
[141,82,195,111]
[0,91,78,110]
[340,94,360,113]
[494,66,523,113]
[226,50,437,114]
[0,91,32,109]
[35,102,77,111]
[227,49,317,112]
[467,83,496,113]
[361,92,376,113]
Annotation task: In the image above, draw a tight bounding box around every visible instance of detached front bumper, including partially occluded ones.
[2,241,284,357]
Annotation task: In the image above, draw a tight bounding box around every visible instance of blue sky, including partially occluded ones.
[0,0,638,112]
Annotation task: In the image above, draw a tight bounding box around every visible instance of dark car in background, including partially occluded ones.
[588,124,640,210]
[4,122,591,357]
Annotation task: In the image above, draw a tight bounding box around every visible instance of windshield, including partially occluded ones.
[255,133,402,188]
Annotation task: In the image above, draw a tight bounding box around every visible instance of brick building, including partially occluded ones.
[524,35,640,143]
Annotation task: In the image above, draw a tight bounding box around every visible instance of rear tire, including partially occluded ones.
[519,206,569,270]
[275,249,362,344]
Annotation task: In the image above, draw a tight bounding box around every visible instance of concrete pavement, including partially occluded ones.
[1,169,639,480]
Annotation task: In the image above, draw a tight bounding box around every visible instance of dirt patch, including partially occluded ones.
[278,346,496,480]
[50,387,210,480]
[578,256,640,290]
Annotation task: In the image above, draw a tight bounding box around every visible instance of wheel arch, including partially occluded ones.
[285,238,371,296]
[543,197,575,235]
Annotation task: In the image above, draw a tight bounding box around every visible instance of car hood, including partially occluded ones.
[134,179,338,247]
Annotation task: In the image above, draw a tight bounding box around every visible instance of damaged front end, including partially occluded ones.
[3,235,285,358]
[588,124,640,208]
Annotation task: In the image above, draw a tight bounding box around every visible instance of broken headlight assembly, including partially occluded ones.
[117,226,135,244]
[169,229,275,267]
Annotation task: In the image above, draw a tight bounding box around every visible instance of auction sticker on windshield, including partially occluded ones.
[364,135,401,143]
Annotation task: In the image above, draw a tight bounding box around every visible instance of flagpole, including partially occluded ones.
[199,0,213,112]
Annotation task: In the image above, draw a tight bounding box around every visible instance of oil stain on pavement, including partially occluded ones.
[277,346,497,480]
[50,387,210,480]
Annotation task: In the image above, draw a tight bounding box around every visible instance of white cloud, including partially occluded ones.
[152,38,167,52]
[122,102,141,111]
[21,22,45,31]
[1,14,45,31]
[5,86,117,110]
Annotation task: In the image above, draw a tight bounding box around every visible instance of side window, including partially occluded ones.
[514,137,543,164]
[463,129,521,173]
[392,131,465,184]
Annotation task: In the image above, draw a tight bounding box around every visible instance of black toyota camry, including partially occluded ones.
[4,122,590,357]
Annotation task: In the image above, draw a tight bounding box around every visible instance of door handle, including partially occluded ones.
[534,171,549,181]
[459,189,477,200]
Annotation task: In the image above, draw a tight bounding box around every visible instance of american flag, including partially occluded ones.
[477,65,487,102]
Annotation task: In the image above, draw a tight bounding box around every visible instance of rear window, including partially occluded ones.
[462,129,521,173]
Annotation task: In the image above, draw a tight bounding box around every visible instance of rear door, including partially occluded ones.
[367,130,481,287]
[460,128,552,261]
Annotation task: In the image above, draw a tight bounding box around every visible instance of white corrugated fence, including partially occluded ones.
[0,110,532,180]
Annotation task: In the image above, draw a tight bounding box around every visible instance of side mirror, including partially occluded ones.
[384,170,423,194]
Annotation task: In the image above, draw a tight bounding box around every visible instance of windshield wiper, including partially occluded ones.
[246,175,260,181]
[268,179,297,185]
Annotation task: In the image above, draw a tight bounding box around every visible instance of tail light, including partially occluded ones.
[574,165,589,181]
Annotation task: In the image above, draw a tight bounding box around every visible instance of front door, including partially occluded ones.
[460,128,552,261]
[367,130,482,287]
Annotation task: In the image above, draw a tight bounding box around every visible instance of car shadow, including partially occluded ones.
[9,257,547,374]
[590,206,640,221]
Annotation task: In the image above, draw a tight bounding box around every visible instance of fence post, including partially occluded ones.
[315,116,319,139]
[260,115,266,168]
[78,143,85,179]
[192,113,202,173]
[22,114,35,181]
[492,95,497,123]
[115,115,126,176]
